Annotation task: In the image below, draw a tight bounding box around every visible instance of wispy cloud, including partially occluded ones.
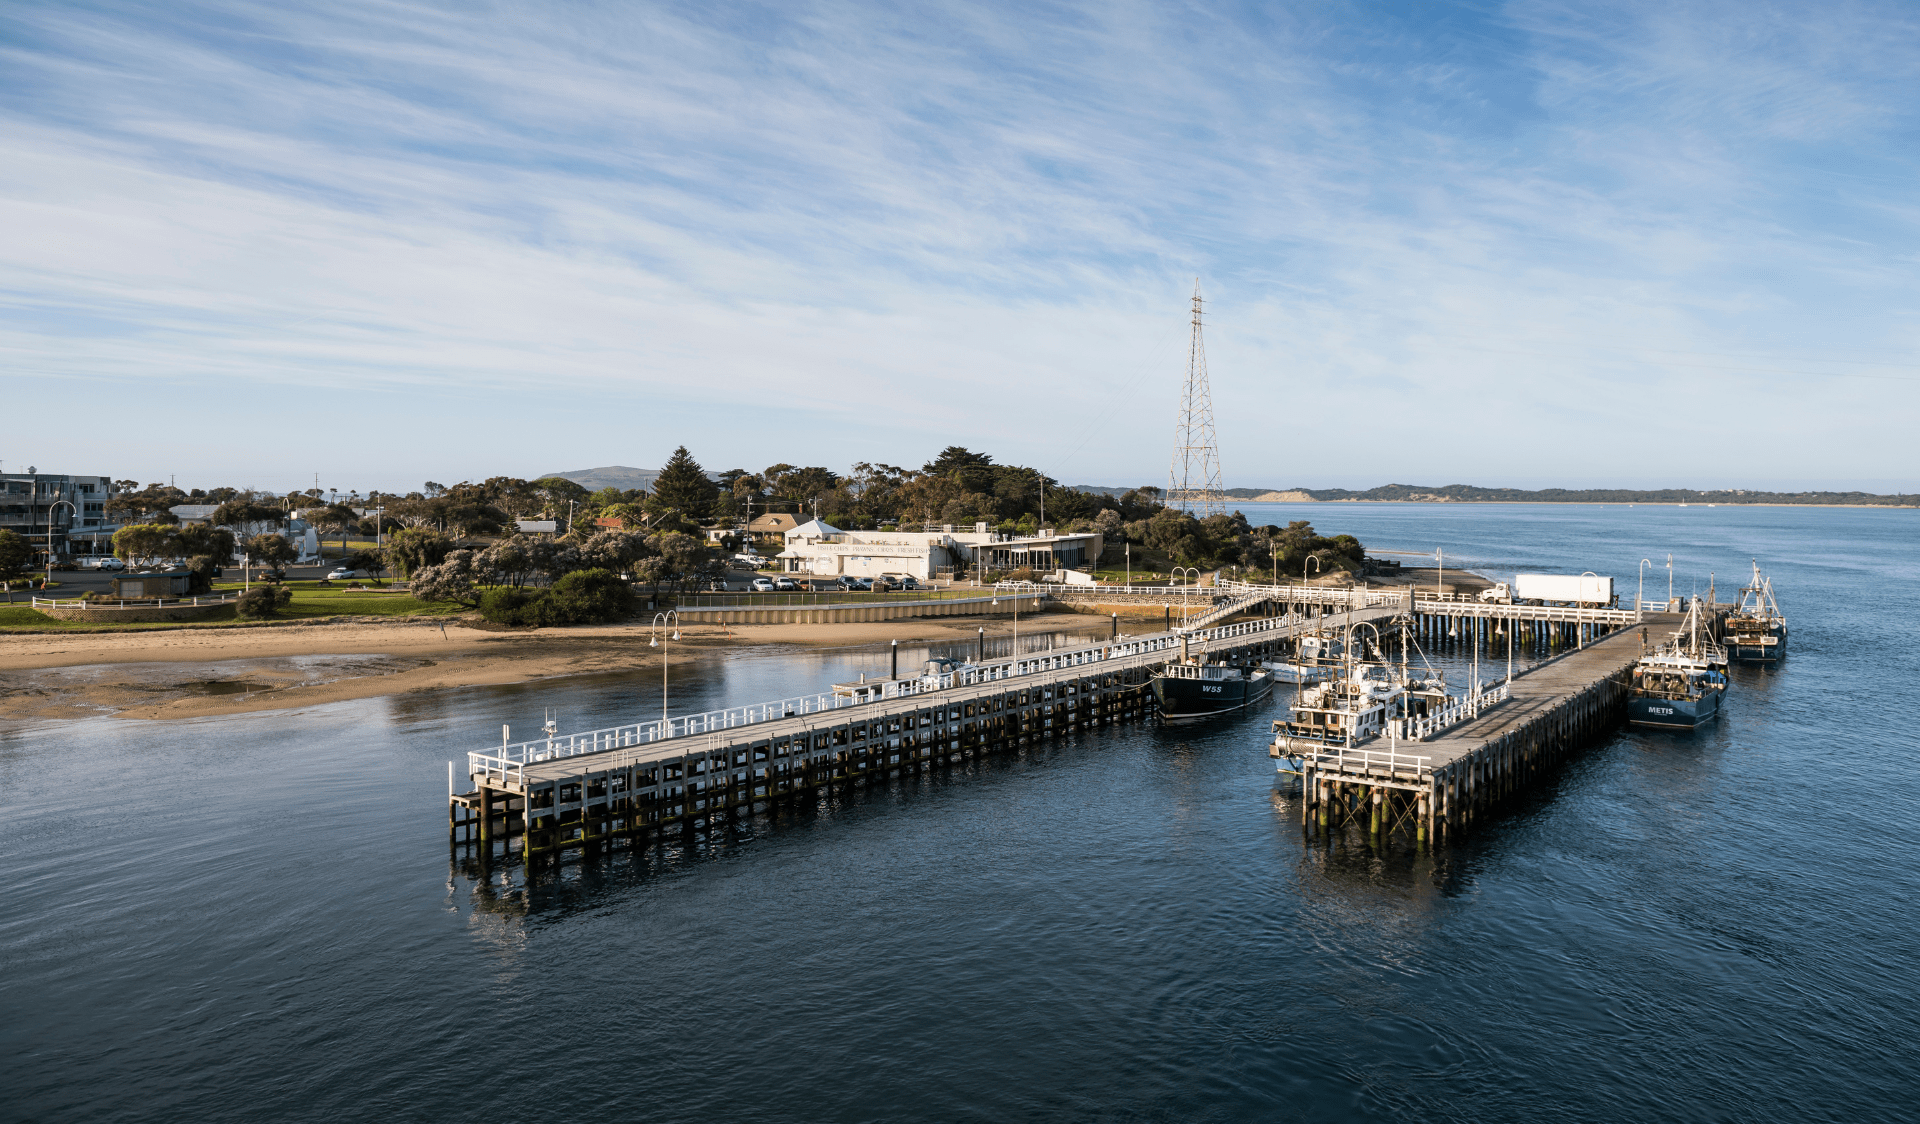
[2,0,1916,490]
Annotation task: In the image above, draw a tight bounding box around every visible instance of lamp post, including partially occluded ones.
[1666,553,1673,605]
[1125,542,1130,587]
[1172,566,1199,626]
[1638,558,1653,621]
[43,499,76,588]
[649,610,680,730]
[991,591,1022,657]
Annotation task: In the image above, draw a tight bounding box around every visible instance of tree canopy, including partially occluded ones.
[645,446,717,521]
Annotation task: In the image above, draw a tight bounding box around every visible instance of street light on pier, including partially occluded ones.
[1172,566,1200,627]
[649,610,681,731]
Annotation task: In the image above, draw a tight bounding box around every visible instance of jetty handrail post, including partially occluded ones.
[649,610,680,728]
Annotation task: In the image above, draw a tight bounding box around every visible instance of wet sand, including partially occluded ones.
[0,613,1091,722]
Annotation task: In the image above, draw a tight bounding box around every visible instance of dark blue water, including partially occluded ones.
[4,504,1915,1122]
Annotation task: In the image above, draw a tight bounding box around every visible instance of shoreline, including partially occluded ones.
[1,612,1107,723]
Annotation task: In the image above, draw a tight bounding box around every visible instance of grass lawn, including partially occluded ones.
[212,581,461,619]
[0,582,461,631]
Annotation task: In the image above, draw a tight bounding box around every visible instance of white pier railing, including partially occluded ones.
[467,604,1386,783]
[1395,681,1510,742]
[1300,746,1434,778]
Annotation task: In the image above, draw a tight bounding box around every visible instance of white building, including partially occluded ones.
[776,519,1103,580]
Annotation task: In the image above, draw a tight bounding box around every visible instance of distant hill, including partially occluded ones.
[541,465,659,492]
[1069,483,1915,506]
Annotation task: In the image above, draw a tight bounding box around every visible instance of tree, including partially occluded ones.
[411,549,484,606]
[646,447,718,522]
[112,524,177,566]
[349,549,387,579]
[244,533,296,570]
[307,503,357,560]
[174,523,236,563]
[386,528,453,578]
[0,529,30,580]
[106,485,186,524]
[209,494,287,538]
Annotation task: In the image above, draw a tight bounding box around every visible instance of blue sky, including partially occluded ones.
[3,1,1916,494]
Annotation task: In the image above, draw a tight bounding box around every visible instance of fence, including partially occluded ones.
[31,591,241,610]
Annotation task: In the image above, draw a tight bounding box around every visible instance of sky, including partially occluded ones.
[3,0,1917,495]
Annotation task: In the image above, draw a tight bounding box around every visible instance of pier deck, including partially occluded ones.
[1296,614,1679,840]
[453,604,1398,862]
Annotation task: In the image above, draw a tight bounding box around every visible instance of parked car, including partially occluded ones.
[750,577,776,592]
[834,576,868,591]
[326,567,359,581]
[773,577,799,591]
[876,573,921,591]
[732,553,764,567]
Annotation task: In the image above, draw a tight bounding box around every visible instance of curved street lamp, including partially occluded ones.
[990,589,1023,658]
[1172,566,1200,626]
[43,499,76,588]
[649,610,681,730]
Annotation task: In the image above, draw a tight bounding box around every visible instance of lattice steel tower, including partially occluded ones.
[1168,280,1225,517]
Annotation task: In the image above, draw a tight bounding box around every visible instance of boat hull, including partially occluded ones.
[1152,672,1274,719]
[1627,690,1720,730]
[1727,630,1787,662]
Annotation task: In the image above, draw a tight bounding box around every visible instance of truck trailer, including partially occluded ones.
[1479,573,1614,607]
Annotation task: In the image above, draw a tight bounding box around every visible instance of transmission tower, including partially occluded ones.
[1168,280,1225,517]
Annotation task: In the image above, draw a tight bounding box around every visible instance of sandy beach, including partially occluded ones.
[0,612,1108,722]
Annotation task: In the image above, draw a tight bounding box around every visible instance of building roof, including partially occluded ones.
[748,512,799,533]
[788,518,842,537]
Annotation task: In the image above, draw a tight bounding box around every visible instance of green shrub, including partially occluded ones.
[236,585,293,619]
[478,587,555,626]
[548,568,638,623]
[477,569,636,626]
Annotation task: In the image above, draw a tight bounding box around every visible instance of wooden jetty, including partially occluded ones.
[451,603,1397,863]
[449,578,1687,863]
[1293,613,1683,842]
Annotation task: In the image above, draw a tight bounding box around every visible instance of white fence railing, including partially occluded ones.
[467,602,1394,783]
[1300,746,1434,778]
[1394,681,1510,741]
[31,592,240,610]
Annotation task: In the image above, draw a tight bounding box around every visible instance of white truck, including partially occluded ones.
[1480,573,1614,607]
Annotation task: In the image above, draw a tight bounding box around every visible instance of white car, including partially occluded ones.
[750,577,776,592]
[326,567,359,581]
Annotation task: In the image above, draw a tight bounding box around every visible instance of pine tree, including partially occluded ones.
[646,446,717,521]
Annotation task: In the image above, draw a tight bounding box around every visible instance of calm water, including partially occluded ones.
[4,504,1916,1122]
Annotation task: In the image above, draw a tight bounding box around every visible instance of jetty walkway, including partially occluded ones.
[452,603,1395,862]
[1292,614,1678,842]
[449,583,1668,863]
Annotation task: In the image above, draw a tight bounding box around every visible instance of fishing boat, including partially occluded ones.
[1150,657,1274,720]
[1724,561,1787,662]
[1268,661,1453,759]
[1627,598,1728,730]
[1264,633,1343,684]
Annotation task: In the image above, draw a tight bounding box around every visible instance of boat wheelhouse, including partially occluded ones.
[1725,561,1788,663]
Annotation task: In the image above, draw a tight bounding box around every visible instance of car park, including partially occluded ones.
[751,577,776,592]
